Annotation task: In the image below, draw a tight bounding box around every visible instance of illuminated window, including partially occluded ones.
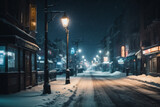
[0,46,5,72]
[8,47,18,72]
[29,4,36,31]
[121,46,125,57]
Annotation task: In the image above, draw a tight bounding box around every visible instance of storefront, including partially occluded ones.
[0,19,39,94]
[143,45,160,75]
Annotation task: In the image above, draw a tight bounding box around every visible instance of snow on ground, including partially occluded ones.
[128,74,160,88]
[1,71,160,107]
[0,76,81,107]
[85,70,126,78]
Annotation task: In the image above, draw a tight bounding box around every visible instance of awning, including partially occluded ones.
[0,18,39,51]
[127,52,135,57]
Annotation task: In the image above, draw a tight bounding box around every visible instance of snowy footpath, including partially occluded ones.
[0,71,160,107]
[0,75,82,107]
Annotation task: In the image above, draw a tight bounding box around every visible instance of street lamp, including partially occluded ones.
[99,50,102,54]
[61,13,70,84]
[78,49,82,53]
[43,0,69,94]
[82,55,85,59]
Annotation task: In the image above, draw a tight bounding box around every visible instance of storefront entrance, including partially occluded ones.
[25,51,32,88]
[157,56,160,73]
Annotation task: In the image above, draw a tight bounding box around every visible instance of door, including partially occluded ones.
[25,51,31,88]
[157,57,160,73]
[151,57,157,73]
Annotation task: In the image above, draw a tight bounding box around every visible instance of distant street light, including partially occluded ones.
[96,55,99,58]
[61,13,70,84]
[99,50,102,54]
[78,49,82,53]
[99,50,103,71]
[82,55,85,59]
[38,56,41,60]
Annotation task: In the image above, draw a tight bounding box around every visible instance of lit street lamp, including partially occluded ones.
[98,50,103,71]
[43,0,69,94]
[61,13,70,84]
[82,55,85,59]
[78,49,82,53]
[99,50,102,54]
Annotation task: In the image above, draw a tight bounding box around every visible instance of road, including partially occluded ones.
[66,71,160,107]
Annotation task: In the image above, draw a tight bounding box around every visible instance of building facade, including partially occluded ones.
[140,0,160,75]
[0,0,39,94]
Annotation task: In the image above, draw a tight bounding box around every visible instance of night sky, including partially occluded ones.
[37,0,125,61]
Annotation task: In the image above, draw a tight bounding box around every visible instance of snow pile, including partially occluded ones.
[128,74,160,87]
[84,70,125,77]
[109,71,122,76]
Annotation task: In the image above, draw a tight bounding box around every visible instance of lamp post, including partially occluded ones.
[61,13,70,84]
[43,0,51,94]
[99,50,103,71]
[43,0,69,93]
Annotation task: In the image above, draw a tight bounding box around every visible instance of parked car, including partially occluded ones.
[55,68,64,75]
[78,68,84,73]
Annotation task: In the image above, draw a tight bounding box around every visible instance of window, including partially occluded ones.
[8,47,18,72]
[29,4,36,31]
[32,53,35,71]
[0,46,5,72]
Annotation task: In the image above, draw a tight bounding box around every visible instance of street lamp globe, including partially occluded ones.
[82,55,85,59]
[61,13,69,28]
[96,55,99,58]
[78,49,82,53]
[99,50,102,54]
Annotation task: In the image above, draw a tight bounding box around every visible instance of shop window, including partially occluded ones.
[8,47,18,72]
[0,46,6,72]
[32,54,35,71]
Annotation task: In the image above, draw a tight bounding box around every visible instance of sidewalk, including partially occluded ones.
[0,75,82,107]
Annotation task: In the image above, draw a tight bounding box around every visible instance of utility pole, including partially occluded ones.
[72,39,82,76]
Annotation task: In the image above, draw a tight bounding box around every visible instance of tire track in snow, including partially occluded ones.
[98,77,160,107]
[62,78,82,107]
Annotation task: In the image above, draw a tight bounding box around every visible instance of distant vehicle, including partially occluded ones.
[78,68,84,73]
[60,68,74,76]
[55,68,63,75]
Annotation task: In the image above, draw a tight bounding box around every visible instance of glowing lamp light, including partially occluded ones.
[82,56,85,59]
[78,49,82,53]
[38,56,41,60]
[61,13,69,28]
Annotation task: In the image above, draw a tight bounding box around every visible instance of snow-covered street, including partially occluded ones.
[1,71,160,107]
